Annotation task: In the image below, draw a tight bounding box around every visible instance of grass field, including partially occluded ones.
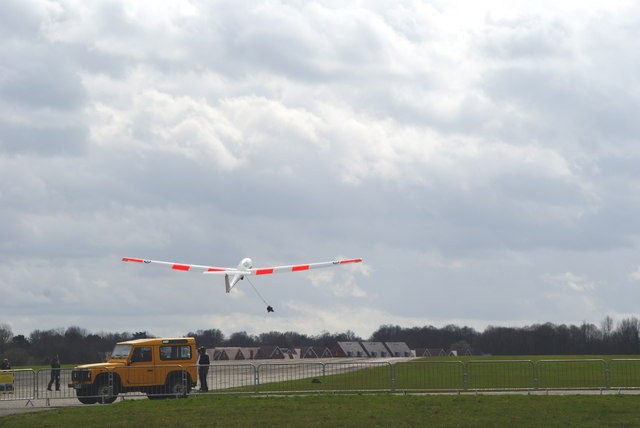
[10,355,640,396]
[4,356,640,427]
[219,355,640,393]
[2,394,640,427]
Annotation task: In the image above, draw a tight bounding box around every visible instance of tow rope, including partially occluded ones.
[246,276,274,312]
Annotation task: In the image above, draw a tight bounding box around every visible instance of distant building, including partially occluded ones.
[280,348,298,359]
[256,346,286,359]
[332,341,412,358]
[384,342,412,357]
[359,342,389,358]
[212,349,230,361]
[211,347,259,360]
[298,347,317,359]
[212,341,413,360]
[414,348,446,357]
[236,348,259,360]
[313,347,333,358]
[447,348,472,357]
[297,347,333,359]
[332,342,366,358]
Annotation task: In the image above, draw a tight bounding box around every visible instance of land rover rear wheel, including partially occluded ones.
[166,376,188,398]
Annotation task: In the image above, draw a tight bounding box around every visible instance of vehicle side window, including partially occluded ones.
[131,347,152,363]
[160,345,192,361]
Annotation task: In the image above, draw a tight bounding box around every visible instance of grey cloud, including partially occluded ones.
[0,121,88,156]
[0,55,87,110]
[0,0,43,39]
[484,67,640,143]
[480,14,572,60]
[182,2,420,83]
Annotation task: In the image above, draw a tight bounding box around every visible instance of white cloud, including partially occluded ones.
[309,268,367,298]
[419,251,464,269]
[629,267,640,281]
[546,272,596,292]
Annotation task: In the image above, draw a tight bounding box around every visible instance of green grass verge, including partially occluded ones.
[222,356,640,393]
[415,355,640,362]
[2,394,640,428]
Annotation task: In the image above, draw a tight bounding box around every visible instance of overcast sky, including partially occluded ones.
[2,0,640,340]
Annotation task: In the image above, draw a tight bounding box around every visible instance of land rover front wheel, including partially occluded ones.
[76,389,98,405]
[95,381,118,404]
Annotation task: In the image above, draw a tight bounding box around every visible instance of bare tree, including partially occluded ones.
[601,316,614,339]
[0,323,12,353]
[188,329,225,348]
[616,317,640,354]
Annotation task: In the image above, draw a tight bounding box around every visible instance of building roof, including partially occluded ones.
[359,342,390,356]
[299,347,319,358]
[313,347,333,358]
[212,349,229,360]
[384,342,412,356]
[334,342,366,356]
[448,348,472,356]
[427,348,446,356]
[211,347,259,360]
[256,346,285,359]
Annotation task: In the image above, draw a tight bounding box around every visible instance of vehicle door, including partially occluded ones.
[127,346,155,385]
[159,345,193,385]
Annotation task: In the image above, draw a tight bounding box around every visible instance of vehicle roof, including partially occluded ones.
[116,337,195,345]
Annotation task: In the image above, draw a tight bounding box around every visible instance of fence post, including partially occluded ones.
[254,364,260,394]
[390,363,396,392]
[462,363,468,391]
[322,363,326,390]
[105,370,114,404]
[29,369,37,404]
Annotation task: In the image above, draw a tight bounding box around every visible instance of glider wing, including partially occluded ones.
[247,258,363,276]
[122,256,362,293]
[121,257,249,274]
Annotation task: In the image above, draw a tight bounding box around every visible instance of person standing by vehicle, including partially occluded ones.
[197,347,210,392]
[47,355,61,391]
[0,358,10,370]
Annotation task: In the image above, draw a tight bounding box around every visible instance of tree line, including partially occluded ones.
[1,316,638,366]
[370,316,640,356]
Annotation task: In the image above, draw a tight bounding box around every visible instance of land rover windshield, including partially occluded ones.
[111,344,132,359]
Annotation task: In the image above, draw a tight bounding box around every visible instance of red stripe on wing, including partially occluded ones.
[122,258,143,263]
[172,264,190,271]
[292,265,309,271]
[340,259,362,264]
[255,268,274,275]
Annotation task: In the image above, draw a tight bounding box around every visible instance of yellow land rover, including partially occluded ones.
[68,337,198,404]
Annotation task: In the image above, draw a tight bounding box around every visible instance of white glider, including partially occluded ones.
[121,257,363,293]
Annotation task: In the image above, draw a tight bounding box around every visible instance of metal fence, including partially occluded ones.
[3,359,640,406]
[0,369,36,402]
